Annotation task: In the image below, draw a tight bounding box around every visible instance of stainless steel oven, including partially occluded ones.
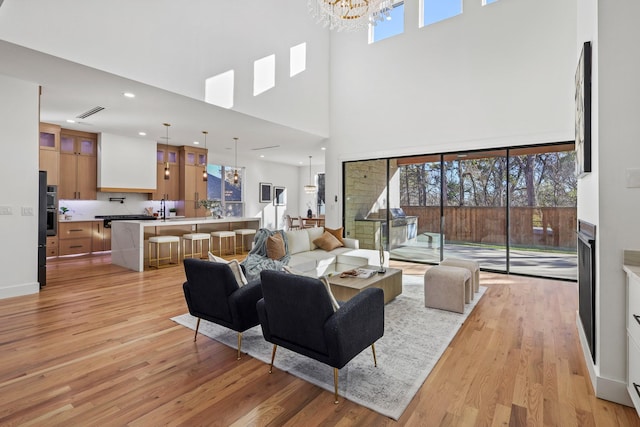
[46,185,57,236]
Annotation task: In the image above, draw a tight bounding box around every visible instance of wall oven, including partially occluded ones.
[46,185,57,236]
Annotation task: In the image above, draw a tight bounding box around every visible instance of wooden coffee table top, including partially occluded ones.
[328,266,402,290]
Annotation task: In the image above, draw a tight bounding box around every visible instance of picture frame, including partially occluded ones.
[575,41,592,178]
[274,186,286,206]
[259,182,272,203]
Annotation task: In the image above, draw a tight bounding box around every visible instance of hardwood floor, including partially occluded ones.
[0,254,638,426]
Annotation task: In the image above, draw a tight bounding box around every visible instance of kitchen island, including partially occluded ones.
[111,217,260,271]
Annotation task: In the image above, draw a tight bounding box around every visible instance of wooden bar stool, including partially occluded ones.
[148,235,180,269]
[182,233,211,260]
[234,229,256,253]
[210,231,236,257]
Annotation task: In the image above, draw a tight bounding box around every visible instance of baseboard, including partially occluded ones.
[576,312,634,407]
[0,281,40,300]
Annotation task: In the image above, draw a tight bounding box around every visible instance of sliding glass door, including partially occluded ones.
[344,142,577,280]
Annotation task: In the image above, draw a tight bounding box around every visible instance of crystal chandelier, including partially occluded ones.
[308,0,393,32]
[304,156,317,194]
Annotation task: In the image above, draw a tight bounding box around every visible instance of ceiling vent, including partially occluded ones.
[251,145,280,151]
[76,106,105,119]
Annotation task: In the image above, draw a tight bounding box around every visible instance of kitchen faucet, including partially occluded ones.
[160,198,166,221]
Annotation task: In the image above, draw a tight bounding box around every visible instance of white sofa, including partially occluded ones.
[285,227,389,277]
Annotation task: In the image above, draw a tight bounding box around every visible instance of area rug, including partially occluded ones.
[171,275,486,420]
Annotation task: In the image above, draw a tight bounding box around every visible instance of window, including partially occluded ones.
[421,0,462,28]
[206,164,244,217]
[483,0,498,5]
[370,1,404,43]
[253,54,275,96]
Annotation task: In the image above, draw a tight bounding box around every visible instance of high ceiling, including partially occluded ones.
[0,39,328,167]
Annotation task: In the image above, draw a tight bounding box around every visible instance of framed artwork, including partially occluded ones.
[575,41,592,178]
[259,182,272,203]
[274,186,286,206]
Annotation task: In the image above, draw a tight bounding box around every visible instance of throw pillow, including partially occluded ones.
[324,227,345,245]
[313,231,343,251]
[266,233,286,260]
[207,251,248,287]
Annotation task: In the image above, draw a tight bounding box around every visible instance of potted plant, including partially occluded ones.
[60,206,72,220]
[199,199,222,218]
[169,207,177,217]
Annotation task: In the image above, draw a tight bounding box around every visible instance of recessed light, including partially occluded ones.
[66,119,75,123]
[138,131,147,136]
[123,92,136,98]
[321,147,326,151]
[193,141,200,145]
[299,161,303,165]
[260,154,265,158]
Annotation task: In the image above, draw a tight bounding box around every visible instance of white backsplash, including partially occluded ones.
[58,192,177,220]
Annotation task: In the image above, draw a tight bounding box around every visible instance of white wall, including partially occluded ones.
[574,0,640,406]
[0,74,40,298]
[0,0,330,137]
[324,0,576,227]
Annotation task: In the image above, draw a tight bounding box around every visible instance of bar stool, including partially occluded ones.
[182,233,211,260]
[148,235,180,269]
[210,231,236,257]
[234,229,256,253]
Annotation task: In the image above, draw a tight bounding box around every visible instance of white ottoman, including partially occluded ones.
[440,258,481,296]
[424,265,471,314]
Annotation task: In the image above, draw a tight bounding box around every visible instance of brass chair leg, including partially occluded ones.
[269,344,277,374]
[334,368,339,404]
[194,318,201,342]
[237,332,243,360]
[371,343,377,367]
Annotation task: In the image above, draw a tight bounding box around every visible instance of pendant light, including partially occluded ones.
[304,155,317,193]
[233,137,239,184]
[163,123,171,180]
[202,131,208,181]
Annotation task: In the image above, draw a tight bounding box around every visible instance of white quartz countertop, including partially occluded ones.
[114,217,259,226]
[623,265,640,279]
[59,218,102,223]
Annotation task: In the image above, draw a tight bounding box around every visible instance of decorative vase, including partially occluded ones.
[307,209,313,218]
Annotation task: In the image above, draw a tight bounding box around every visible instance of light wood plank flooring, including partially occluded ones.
[0,254,638,426]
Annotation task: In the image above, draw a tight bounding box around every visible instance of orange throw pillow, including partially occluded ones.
[324,227,345,245]
[266,233,286,260]
[313,231,344,251]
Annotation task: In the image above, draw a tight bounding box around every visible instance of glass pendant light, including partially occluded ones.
[163,123,171,180]
[304,155,317,193]
[233,137,239,184]
[202,131,208,181]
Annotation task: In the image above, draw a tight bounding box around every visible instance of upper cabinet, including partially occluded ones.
[59,130,97,200]
[39,123,60,185]
[150,144,180,201]
[178,146,208,217]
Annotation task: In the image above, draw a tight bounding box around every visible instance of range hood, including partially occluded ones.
[97,132,156,193]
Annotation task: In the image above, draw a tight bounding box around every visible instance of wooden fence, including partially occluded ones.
[401,206,577,250]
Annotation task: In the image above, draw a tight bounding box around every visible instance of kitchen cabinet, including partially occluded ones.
[178,146,208,217]
[39,123,60,186]
[91,221,111,252]
[626,267,640,417]
[46,236,58,257]
[150,145,180,201]
[59,130,97,200]
[58,221,93,256]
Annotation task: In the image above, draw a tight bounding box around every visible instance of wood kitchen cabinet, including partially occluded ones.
[46,236,58,257]
[58,221,93,256]
[150,145,180,201]
[59,130,97,200]
[178,146,208,217]
[39,123,60,186]
[91,221,111,252]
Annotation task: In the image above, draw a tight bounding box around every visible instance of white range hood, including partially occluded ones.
[97,132,156,193]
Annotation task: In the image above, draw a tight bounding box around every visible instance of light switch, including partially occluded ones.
[625,168,640,188]
[21,207,34,216]
[0,206,12,215]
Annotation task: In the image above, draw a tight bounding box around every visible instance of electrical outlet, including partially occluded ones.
[0,206,12,215]
[21,207,34,216]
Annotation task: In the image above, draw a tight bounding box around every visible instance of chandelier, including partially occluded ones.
[308,0,393,32]
[304,156,317,194]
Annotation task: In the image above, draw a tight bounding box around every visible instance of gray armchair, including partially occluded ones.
[257,270,384,403]
[182,258,262,360]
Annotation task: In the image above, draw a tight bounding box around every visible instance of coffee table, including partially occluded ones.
[328,265,402,304]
